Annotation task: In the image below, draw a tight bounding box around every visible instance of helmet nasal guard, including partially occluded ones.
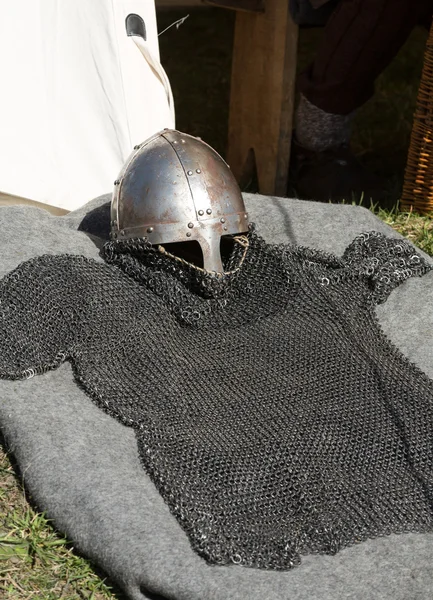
[110,130,249,272]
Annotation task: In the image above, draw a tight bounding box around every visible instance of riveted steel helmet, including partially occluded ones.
[111,129,249,272]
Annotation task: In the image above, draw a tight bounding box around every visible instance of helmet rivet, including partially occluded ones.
[198,210,204,216]
[188,222,194,229]
[173,140,178,144]
[147,227,154,233]
[187,170,193,176]
[196,169,201,174]
[133,144,141,150]
[220,218,225,224]
[181,139,186,144]
[114,179,120,185]
[223,226,228,231]
[206,209,212,215]
[244,213,248,218]
[186,232,192,237]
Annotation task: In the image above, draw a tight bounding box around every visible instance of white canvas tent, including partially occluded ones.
[0,0,174,212]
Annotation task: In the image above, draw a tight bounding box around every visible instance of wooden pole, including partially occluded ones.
[227,0,298,196]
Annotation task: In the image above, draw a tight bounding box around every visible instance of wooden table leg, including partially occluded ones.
[227,0,298,196]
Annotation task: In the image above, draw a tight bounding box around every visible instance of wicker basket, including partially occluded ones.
[401,22,433,215]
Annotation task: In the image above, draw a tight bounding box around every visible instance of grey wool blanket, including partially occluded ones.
[0,194,432,600]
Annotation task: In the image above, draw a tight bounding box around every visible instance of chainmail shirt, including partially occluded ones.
[0,228,432,570]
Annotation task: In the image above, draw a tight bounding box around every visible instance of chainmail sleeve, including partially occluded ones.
[341,231,432,304]
[0,255,81,380]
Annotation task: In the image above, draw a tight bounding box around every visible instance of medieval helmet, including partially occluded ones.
[110,129,249,273]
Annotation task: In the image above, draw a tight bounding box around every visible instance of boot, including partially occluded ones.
[289,139,392,208]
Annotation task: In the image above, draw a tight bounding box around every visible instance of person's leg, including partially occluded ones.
[301,0,431,116]
[292,0,433,204]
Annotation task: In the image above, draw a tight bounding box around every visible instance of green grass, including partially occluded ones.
[0,447,125,600]
[1,7,433,599]
[376,206,433,256]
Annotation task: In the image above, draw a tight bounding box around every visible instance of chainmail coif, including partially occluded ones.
[0,227,432,570]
